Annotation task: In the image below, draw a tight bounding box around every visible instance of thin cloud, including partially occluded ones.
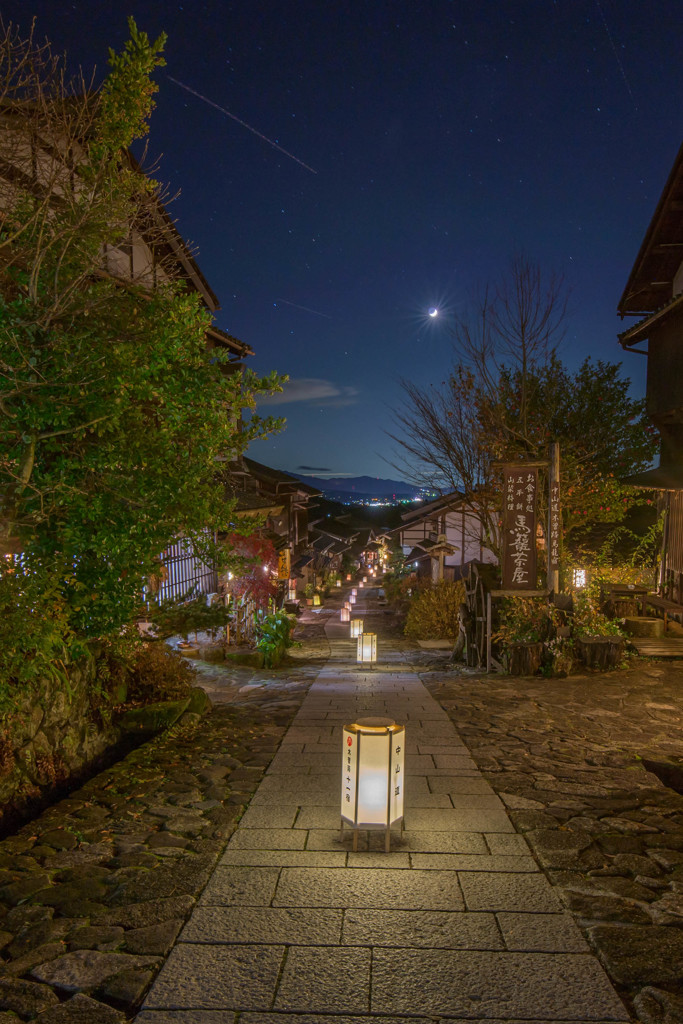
[258,378,359,407]
[298,464,333,472]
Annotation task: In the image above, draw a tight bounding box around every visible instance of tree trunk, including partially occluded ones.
[507,641,544,676]
[576,637,624,670]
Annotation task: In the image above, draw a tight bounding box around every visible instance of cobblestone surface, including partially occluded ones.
[422,659,683,1023]
[0,637,317,1022]
[4,596,683,1022]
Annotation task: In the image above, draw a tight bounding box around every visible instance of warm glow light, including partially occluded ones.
[336,580,342,587]
[357,631,377,664]
[572,568,587,589]
[349,594,356,604]
[344,601,352,611]
[341,718,405,851]
[313,593,321,606]
[341,607,350,622]
[350,618,364,638]
[351,588,357,596]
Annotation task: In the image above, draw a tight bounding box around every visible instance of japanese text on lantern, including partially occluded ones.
[502,466,538,590]
[549,480,560,573]
[343,733,356,808]
[391,739,403,822]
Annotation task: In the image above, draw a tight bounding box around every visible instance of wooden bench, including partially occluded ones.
[645,594,683,629]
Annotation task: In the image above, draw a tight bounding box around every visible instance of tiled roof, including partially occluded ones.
[618,291,683,348]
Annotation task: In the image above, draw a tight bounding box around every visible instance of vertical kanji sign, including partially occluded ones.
[548,480,561,574]
[502,466,538,590]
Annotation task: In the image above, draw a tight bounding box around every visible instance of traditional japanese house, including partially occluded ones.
[394,492,496,581]
[618,140,683,604]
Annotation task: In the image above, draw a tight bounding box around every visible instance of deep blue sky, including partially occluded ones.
[5,1,682,478]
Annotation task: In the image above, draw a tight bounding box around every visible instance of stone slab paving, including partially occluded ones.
[136,601,630,1023]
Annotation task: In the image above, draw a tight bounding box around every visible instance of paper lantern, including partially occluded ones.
[340,717,405,852]
[313,593,321,606]
[344,600,352,611]
[287,584,297,601]
[362,576,367,583]
[350,618,364,638]
[349,594,356,605]
[341,607,350,622]
[336,580,342,587]
[357,631,377,665]
[351,588,357,596]
[572,568,587,589]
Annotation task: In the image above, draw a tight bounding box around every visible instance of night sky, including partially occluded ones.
[4,1,683,480]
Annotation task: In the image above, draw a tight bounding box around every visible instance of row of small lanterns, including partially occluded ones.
[338,570,403,852]
[340,583,377,665]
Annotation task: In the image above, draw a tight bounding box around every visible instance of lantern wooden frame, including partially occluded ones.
[350,618,364,638]
[357,631,377,665]
[340,717,405,852]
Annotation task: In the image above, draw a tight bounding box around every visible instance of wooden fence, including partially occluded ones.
[150,536,218,605]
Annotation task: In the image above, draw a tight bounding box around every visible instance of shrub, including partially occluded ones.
[572,592,625,639]
[494,597,551,644]
[255,611,297,667]
[404,580,465,639]
[127,643,196,703]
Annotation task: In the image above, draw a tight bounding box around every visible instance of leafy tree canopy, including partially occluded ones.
[0,19,284,674]
[390,254,658,563]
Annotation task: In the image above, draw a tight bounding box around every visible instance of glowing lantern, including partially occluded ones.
[346,574,352,581]
[287,583,297,601]
[341,717,405,852]
[336,579,342,587]
[351,588,357,596]
[349,594,356,605]
[359,581,364,589]
[313,593,321,606]
[357,631,377,665]
[362,576,367,583]
[341,607,350,622]
[350,618,364,638]
[344,601,352,611]
[572,568,587,589]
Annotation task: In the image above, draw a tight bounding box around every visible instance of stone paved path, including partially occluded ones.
[136,591,631,1023]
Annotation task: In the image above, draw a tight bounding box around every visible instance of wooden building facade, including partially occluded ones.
[618,140,683,601]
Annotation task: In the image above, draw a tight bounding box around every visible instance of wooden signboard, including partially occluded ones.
[502,466,538,590]
[548,480,561,573]
[277,549,291,580]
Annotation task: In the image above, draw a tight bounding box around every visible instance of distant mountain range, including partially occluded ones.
[292,473,420,497]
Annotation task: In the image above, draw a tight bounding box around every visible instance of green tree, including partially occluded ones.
[390,255,657,563]
[0,19,283,673]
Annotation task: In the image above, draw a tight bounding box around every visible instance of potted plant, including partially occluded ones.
[493,597,551,675]
[572,592,625,669]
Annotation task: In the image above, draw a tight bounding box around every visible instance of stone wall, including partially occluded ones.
[0,650,123,834]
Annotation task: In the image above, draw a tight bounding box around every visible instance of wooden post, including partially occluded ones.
[486,591,492,673]
[659,492,671,595]
[547,442,560,594]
